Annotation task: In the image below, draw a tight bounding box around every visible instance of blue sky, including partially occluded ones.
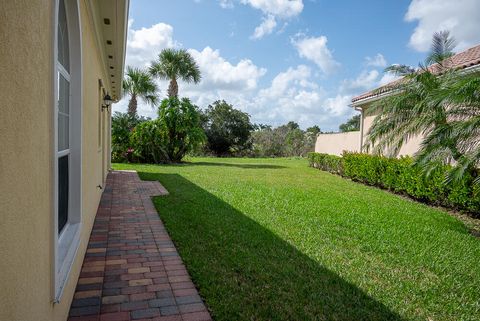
[114,0,480,131]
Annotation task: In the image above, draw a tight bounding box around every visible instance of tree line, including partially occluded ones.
[112,99,323,162]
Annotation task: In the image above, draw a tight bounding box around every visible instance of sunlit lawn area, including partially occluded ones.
[114,157,480,321]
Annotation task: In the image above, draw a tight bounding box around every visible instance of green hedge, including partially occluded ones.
[307,152,480,214]
[307,152,344,175]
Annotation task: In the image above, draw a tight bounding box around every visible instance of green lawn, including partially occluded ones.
[113,157,480,321]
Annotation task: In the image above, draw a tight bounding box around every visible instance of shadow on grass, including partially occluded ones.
[177,161,286,169]
[141,172,403,321]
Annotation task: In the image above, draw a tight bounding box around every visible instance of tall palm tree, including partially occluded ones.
[364,31,458,159]
[122,66,158,116]
[149,48,201,98]
[365,31,480,189]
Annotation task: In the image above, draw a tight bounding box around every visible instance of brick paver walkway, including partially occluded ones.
[68,171,212,321]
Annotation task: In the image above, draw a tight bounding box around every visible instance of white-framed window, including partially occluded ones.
[53,0,82,302]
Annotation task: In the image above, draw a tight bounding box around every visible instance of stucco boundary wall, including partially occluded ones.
[314,131,361,156]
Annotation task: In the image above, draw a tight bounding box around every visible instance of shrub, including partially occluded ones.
[130,120,169,163]
[307,152,343,175]
[130,97,205,163]
[111,112,149,162]
[308,151,480,215]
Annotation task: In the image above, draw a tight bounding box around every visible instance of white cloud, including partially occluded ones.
[188,47,267,91]
[405,0,480,52]
[241,0,303,18]
[292,35,340,74]
[251,14,277,40]
[341,70,380,94]
[365,53,387,68]
[222,0,303,39]
[258,65,315,98]
[378,73,401,86]
[242,65,356,129]
[125,20,177,68]
[324,95,353,117]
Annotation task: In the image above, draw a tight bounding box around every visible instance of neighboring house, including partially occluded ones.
[315,44,480,156]
[0,1,128,320]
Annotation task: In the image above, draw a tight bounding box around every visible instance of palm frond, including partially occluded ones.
[426,30,456,66]
[123,65,159,107]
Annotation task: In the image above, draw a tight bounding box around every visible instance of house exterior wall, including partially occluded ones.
[0,1,112,320]
[314,100,423,158]
[314,132,361,156]
[362,114,423,157]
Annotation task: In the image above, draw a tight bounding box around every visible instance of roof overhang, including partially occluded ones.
[85,0,129,102]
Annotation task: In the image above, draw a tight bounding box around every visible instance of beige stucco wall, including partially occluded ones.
[0,1,111,320]
[315,131,361,156]
[362,113,423,157]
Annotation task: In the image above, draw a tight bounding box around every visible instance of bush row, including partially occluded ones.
[307,152,480,215]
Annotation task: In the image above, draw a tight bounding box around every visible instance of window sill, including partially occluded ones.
[55,222,81,303]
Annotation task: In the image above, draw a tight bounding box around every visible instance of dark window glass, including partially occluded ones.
[58,155,69,233]
[57,0,69,72]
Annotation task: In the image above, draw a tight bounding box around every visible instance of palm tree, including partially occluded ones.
[438,70,480,190]
[149,48,201,98]
[122,66,158,116]
[365,31,480,189]
[364,31,458,159]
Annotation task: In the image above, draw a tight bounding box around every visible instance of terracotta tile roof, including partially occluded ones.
[352,44,480,104]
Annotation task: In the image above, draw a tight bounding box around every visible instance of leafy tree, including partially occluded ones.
[131,97,205,163]
[251,127,285,157]
[306,125,321,136]
[285,121,300,130]
[122,66,158,117]
[365,30,480,189]
[251,122,321,157]
[149,48,201,98]
[254,123,272,130]
[202,100,254,155]
[305,125,322,151]
[286,128,306,156]
[111,112,149,162]
[339,115,360,132]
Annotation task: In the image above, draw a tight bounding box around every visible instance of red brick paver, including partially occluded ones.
[68,171,212,321]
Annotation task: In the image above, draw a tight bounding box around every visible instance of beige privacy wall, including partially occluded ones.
[315,132,361,156]
[362,115,423,157]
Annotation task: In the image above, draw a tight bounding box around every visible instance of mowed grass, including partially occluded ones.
[114,158,480,321]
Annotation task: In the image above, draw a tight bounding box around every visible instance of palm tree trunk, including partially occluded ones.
[128,93,138,116]
[168,78,178,98]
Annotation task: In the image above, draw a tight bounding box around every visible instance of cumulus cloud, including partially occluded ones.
[220,0,303,39]
[340,70,380,95]
[240,0,303,18]
[125,20,178,68]
[378,73,401,86]
[365,53,387,68]
[291,35,340,74]
[259,65,313,96]
[323,95,353,117]
[405,0,480,52]
[251,14,277,40]
[187,47,267,91]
